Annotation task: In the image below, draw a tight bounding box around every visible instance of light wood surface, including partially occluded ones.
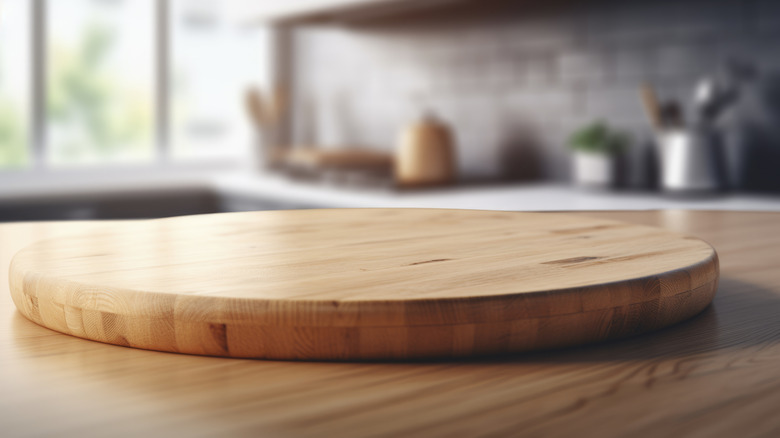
[10,209,717,360]
[2,210,779,437]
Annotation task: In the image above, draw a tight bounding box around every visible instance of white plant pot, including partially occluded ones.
[572,152,616,188]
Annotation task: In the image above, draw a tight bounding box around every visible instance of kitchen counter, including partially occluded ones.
[3,170,780,213]
[213,173,780,211]
[2,210,780,437]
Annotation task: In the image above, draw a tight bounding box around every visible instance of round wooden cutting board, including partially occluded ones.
[9,209,719,360]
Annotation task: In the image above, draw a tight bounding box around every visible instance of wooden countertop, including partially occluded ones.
[2,210,779,437]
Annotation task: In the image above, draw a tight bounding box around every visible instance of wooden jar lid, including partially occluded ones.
[10,209,718,360]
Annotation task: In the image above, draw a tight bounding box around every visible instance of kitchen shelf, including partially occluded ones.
[231,0,469,25]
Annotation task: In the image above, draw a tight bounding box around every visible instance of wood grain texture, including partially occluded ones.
[3,211,780,438]
[9,209,717,360]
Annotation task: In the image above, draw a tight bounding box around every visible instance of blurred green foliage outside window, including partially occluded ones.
[46,0,155,166]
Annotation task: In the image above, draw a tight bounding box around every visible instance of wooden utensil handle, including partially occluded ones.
[640,83,663,130]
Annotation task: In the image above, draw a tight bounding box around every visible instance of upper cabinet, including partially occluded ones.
[226,0,465,25]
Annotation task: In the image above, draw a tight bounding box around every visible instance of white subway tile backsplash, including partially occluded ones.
[557,51,614,85]
[756,0,780,33]
[290,0,779,183]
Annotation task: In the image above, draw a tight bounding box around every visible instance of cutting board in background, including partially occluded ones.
[9,209,718,360]
[283,147,393,170]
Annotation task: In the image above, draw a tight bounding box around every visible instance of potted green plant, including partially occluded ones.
[568,121,629,188]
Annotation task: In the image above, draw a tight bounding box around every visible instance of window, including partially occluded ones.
[47,0,156,166]
[0,0,270,171]
[170,0,271,161]
[0,0,32,169]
